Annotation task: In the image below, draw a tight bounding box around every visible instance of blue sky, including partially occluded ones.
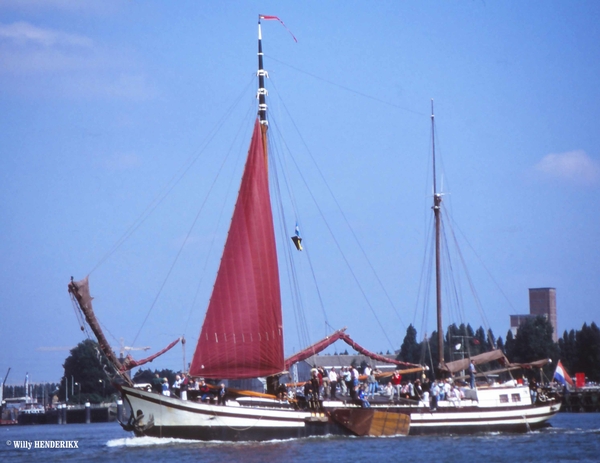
[1,0,599,385]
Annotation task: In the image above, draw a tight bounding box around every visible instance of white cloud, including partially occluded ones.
[0,21,92,48]
[0,21,155,101]
[0,22,98,75]
[0,0,119,15]
[534,150,600,186]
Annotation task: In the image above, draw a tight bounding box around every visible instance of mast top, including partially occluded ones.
[431,99,439,200]
[256,15,296,127]
[257,17,268,126]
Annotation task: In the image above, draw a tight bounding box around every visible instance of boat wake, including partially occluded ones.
[540,426,600,436]
[105,435,324,448]
[106,436,203,448]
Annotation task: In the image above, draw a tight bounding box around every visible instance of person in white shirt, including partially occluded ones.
[350,367,360,399]
[328,368,339,399]
[173,374,183,398]
[342,368,351,396]
[443,379,452,400]
[383,382,394,402]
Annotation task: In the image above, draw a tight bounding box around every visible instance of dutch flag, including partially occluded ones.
[554,360,574,387]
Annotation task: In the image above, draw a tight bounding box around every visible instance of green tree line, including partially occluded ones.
[397,317,600,383]
[31,318,599,403]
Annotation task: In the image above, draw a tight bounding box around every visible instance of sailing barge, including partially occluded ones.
[69,16,559,441]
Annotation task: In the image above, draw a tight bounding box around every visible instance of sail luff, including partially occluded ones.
[189,119,283,379]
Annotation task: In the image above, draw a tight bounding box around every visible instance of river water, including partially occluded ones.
[1,413,598,462]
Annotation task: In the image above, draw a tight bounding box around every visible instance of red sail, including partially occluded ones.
[189,119,283,379]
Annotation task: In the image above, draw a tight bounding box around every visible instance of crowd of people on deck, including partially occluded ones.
[150,373,228,405]
[145,362,489,410]
[292,364,480,410]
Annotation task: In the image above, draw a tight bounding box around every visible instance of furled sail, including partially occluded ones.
[283,328,424,371]
[189,119,283,379]
[68,276,131,384]
[440,349,509,374]
[68,277,180,382]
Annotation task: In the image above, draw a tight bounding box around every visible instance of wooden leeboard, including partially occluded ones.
[369,410,410,436]
[329,408,411,437]
[329,408,373,436]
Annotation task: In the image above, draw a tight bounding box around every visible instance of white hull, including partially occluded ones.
[409,404,560,434]
[120,386,341,440]
[119,383,560,440]
[407,384,561,434]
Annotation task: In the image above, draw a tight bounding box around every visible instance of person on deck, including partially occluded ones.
[430,380,440,410]
[442,379,452,400]
[217,383,227,405]
[303,380,312,396]
[400,381,410,399]
[172,374,182,398]
[363,364,372,377]
[367,369,378,399]
[391,370,402,399]
[384,382,394,402]
[318,367,327,398]
[529,377,538,403]
[161,378,170,396]
[448,384,462,406]
[180,374,189,401]
[342,367,351,396]
[276,383,286,401]
[152,374,162,394]
[311,370,320,401]
[422,377,431,404]
[199,380,211,402]
[413,378,423,401]
[469,360,476,389]
[303,381,314,409]
[317,367,325,399]
[188,377,198,391]
[350,366,360,399]
[358,384,370,408]
[328,368,338,399]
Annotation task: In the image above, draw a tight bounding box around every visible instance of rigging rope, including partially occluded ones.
[272,77,406,328]
[180,99,258,339]
[265,54,427,117]
[269,133,330,343]
[267,114,314,349]
[268,77,399,352]
[132,94,257,347]
[87,77,256,278]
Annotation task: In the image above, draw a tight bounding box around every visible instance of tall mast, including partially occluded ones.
[431,99,444,369]
[257,17,269,155]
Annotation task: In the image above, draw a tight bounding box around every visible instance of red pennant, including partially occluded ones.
[259,15,298,43]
